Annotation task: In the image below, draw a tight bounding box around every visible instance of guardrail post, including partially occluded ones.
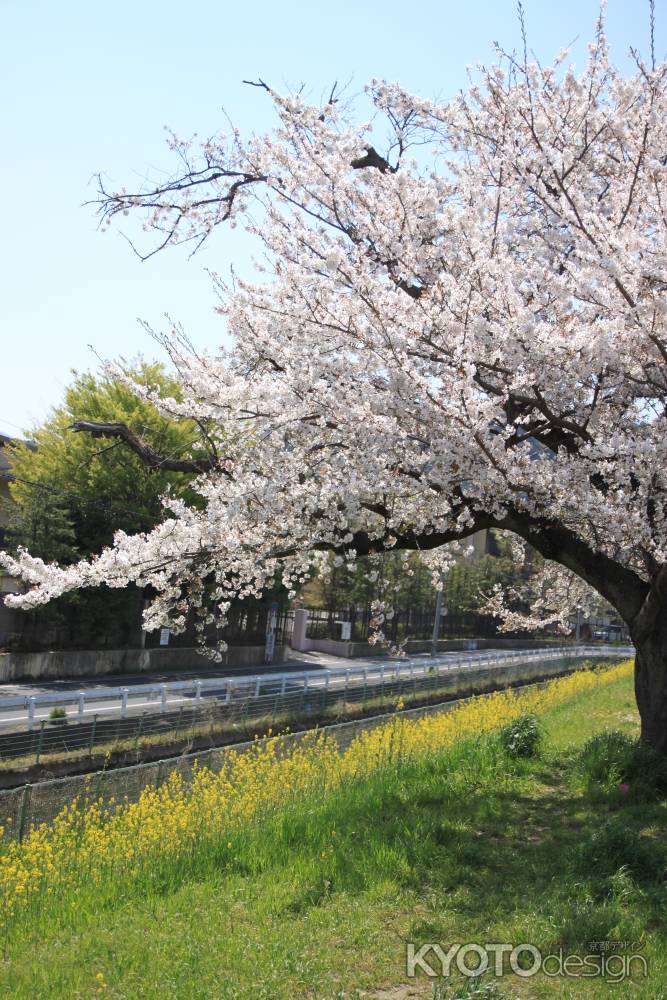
[77,692,85,722]
[159,685,167,714]
[280,675,287,696]
[120,688,129,720]
[296,677,306,715]
[195,681,202,706]
[344,670,350,697]
[28,697,36,732]
[254,676,261,698]
[225,681,232,704]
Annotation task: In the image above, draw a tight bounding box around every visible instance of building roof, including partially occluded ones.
[0,433,13,476]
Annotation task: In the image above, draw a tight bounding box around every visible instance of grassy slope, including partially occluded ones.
[2,670,665,1000]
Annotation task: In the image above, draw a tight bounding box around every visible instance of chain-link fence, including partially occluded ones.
[0,649,632,840]
[0,706,433,840]
[0,647,630,771]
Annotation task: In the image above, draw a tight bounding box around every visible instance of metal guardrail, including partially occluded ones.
[0,645,635,839]
[0,645,634,733]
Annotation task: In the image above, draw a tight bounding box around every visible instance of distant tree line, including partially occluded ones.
[301,536,527,619]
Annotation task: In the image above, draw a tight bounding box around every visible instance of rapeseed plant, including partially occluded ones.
[0,660,633,933]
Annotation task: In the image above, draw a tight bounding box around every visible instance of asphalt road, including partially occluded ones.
[0,649,396,698]
[0,646,627,732]
[0,649,470,730]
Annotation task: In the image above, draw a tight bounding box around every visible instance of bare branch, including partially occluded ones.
[70,421,223,475]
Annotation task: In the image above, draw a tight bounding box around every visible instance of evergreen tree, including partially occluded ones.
[4,360,205,649]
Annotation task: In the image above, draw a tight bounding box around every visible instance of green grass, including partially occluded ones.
[1,668,665,1000]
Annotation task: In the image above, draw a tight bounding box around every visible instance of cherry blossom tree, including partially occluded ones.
[3,10,667,748]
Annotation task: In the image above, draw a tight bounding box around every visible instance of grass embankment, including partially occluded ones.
[1,659,665,999]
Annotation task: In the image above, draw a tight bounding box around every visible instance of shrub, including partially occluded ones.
[48,707,67,723]
[577,730,667,799]
[577,730,634,789]
[498,714,542,758]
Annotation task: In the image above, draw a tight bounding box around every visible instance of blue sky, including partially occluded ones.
[1,0,660,437]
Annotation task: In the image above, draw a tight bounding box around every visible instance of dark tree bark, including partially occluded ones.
[70,420,223,474]
[629,568,667,752]
[633,615,667,753]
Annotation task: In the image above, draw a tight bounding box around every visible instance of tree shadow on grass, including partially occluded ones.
[268,755,667,962]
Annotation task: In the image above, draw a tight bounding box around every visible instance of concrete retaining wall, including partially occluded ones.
[0,644,289,683]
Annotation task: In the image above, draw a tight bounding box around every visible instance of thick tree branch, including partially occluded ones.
[334,504,650,625]
[70,421,221,474]
[496,508,649,621]
[350,146,395,174]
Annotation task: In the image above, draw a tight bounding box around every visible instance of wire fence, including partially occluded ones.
[0,704,452,844]
[0,647,633,839]
[0,647,632,770]
[0,664,487,767]
[0,644,631,734]
[302,606,635,642]
[305,606,520,642]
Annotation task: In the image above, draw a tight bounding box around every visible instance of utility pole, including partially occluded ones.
[431,579,446,657]
[264,601,279,664]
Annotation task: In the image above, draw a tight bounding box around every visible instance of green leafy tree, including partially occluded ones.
[4,361,206,648]
[302,551,436,614]
[4,490,76,566]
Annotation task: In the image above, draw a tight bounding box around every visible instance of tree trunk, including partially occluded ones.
[633,613,667,754]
